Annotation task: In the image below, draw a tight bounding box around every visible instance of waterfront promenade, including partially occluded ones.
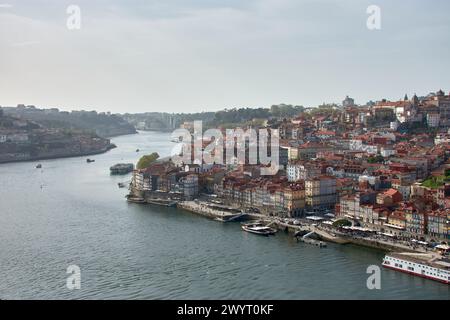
[175,200,428,254]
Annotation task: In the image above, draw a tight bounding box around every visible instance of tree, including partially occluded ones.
[137,152,160,169]
[332,219,352,228]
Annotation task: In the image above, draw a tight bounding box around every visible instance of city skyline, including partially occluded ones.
[1,0,450,114]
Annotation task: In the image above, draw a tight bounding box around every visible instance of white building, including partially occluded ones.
[287,163,321,182]
[349,140,378,155]
[381,148,396,158]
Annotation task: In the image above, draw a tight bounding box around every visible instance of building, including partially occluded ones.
[182,174,199,200]
[405,207,427,239]
[305,176,337,210]
[376,188,403,206]
[338,191,378,223]
[287,161,322,182]
[427,210,448,241]
[343,96,355,108]
[391,179,411,201]
[426,112,440,127]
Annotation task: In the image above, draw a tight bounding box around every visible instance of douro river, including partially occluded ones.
[0,131,448,299]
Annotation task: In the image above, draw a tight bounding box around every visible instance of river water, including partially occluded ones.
[0,131,448,300]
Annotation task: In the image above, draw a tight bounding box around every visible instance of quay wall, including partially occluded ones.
[127,198,423,254]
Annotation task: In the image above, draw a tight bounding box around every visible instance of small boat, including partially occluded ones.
[118,182,127,188]
[136,149,140,153]
[86,159,95,163]
[242,222,277,236]
[36,164,42,169]
[127,197,146,204]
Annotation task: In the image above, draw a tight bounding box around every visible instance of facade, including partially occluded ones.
[182,174,199,200]
[287,162,322,182]
[427,210,448,241]
[305,176,337,210]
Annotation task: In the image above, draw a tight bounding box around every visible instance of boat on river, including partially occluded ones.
[382,252,450,285]
[242,222,277,236]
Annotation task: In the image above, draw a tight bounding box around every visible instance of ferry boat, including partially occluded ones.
[382,252,450,285]
[242,222,277,236]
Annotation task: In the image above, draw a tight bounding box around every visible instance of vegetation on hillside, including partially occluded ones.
[422,170,450,189]
[137,152,160,169]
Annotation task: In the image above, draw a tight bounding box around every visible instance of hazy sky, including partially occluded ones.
[0,0,449,113]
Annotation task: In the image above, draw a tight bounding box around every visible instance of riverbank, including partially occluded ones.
[2,130,448,300]
[164,200,425,254]
[0,143,117,164]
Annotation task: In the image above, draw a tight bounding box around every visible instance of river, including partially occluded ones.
[0,131,448,300]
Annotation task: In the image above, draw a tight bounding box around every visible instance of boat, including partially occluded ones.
[110,163,134,175]
[127,197,146,204]
[146,199,178,207]
[241,222,277,236]
[36,164,42,169]
[86,159,95,163]
[118,182,128,188]
[136,149,140,153]
[382,252,450,285]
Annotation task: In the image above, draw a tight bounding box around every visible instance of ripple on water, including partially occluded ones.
[0,132,449,300]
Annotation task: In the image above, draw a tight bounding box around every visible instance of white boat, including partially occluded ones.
[382,252,450,285]
[242,222,277,236]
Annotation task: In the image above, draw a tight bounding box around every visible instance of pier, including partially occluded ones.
[177,201,248,222]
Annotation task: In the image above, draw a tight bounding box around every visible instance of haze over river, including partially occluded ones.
[0,131,448,299]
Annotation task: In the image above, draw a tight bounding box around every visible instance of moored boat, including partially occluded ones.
[382,252,450,285]
[127,197,146,204]
[242,222,277,236]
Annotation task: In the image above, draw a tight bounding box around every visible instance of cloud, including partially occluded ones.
[0,0,449,113]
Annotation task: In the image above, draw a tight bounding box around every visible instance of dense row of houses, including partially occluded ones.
[130,90,450,241]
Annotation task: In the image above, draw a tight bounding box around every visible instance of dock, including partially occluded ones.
[178,201,248,222]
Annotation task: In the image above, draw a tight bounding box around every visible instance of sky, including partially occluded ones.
[0,0,449,114]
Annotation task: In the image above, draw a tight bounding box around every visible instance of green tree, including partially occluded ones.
[332,219,352,228]
[137,152,160,169]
